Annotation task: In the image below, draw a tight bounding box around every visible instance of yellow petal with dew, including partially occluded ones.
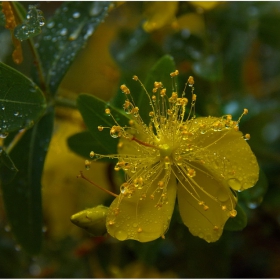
[176,162,237,242]
[106,171,177,242]
[187,116,259,192]
[70,205,108,236]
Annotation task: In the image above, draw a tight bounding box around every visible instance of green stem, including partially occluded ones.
[54,96,77,109]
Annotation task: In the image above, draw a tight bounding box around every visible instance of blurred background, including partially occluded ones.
[0,1,280,277]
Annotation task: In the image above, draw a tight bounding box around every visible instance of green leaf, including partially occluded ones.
[0,62,46,136]
[67,130,115,161]
[0,148,18,184]
[1,107,54,255]
[0,8,5,26]
[37,1,111,95]
[134,55,176,125]
[224,203,247,231]
[14,5,45,41]
[77,94,129,155]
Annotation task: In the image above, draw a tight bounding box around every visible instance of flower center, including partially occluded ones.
[159,143,173,158]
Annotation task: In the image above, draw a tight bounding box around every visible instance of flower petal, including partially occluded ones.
[176,163,237,242]
[188,117,259,191]
[106,171,177,242]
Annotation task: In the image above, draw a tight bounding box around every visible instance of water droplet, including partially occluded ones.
[115,230,128,241]
[14,112,19,116]
[15,244,21,251]
[90,2,104,16]
[1,106,5,110]
[0,132,9,138]
[4,225,11,232]
[227,178,241,190]
[73,12,80,18]
[60,28,68,36]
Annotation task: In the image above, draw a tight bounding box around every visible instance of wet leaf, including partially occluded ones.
[77,94,129,155]
[0,62,46,135]
[224,203,247,231]
[37,1,110,95]
[67,130,115,161]
[14,5,45,41]
[134,55,176,125]
[1,108,54,255]
[111,25,150,66]
[0,147,18,184]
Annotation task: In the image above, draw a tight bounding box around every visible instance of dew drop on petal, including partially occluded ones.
[115,230,128,241]
[227,178,241,191]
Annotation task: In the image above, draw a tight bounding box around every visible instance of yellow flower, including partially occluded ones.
[86,71,259,243]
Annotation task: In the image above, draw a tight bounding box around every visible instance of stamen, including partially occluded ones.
[78,171,118,197]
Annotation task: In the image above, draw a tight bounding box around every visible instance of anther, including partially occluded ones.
[230,209,237,217]
[90,151,95,158]
[243,108,248,115]
[85,160,91,170]
[98,125,104,131]
[105,108,111,115]
[132,75,138,81]
[158,181,164,189]
[188,76,195,86]
[160,88,166,97]
[244,133,250,140]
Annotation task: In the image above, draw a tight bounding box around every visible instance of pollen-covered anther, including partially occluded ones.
[160,88,166,97]
[192,93,197,102]
[105,108,111,115]
[150,194,155,200]
[152,95,156,102]
[120,84,130,94]
[170,70,179,77]
[131,107,139,116]
[227,115,232,121]
[169,92,178,103]
[110,125,122,138]
[98,125,104,131]
[132,75,138,81]
[149,111,155,117]
[180,97,188,105]
[89,151,95,158]
[203,204,209,211]
[85,160,91,170]
[158,181,164,189]
[244,133,250,140]
[243,108,249,115]
[187,168,196,178]
[154,81,163,89]
[188,76,195,86]
[230,209,237,218]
